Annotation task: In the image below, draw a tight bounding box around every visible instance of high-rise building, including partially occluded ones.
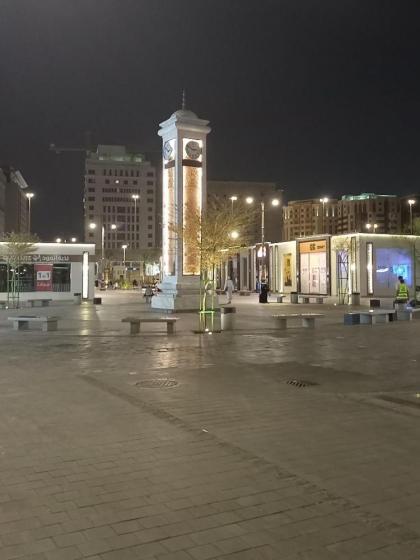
[207,181,283,242]
[282,193,402,240]
[282,198,338,241]
[83,145,156,259]
[337,193,400,234]
[1,165,29,234]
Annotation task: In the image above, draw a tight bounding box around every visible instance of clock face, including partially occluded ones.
[185,140,201,160]
[163,141,173,161]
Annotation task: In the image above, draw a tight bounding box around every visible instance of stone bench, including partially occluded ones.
[272,313,325,330]
[27,299,52,307]
[276,294,285,303]
[239,290,252,296]
[8,316,58,332]
[345,310,396,325]
[298,295,327,304]
[122,317,178,335]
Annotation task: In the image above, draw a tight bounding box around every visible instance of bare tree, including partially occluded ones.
[174,196,257,325]
[0,233,38,308]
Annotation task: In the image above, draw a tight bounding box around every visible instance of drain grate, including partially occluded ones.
[135,378,178,389]
[287,379,319,388]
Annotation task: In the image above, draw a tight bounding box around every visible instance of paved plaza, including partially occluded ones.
[1,292,420,559]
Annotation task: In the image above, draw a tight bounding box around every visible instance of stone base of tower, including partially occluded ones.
[151,277,204,312]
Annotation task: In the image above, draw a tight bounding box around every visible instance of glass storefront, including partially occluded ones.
[0,263,71,292]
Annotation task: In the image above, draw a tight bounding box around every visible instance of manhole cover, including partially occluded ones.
[287,379,319,388]
[135,379,178,388]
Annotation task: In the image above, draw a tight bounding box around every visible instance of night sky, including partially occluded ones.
[1,1,420,240]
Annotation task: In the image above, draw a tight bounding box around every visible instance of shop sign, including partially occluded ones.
[299,240,327,254]
[35,264,52,291]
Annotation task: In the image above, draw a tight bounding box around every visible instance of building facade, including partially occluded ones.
[282,193,402,240]
[337,193,400,234]
[0,166,29,234]
[0,242,95,302]
[282,198,337,240]
[83,145,157,260]
[207,181,284,242]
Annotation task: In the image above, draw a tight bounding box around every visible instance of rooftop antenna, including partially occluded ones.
[182,89,186,111]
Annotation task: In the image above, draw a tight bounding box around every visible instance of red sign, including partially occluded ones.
[35,264,52,291]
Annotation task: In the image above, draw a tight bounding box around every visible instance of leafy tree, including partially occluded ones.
[0,233,38,308]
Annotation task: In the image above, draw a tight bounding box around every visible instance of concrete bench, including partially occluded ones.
[27,299,52,307]
[396,306,420,321]
[239,290,252,296]
[276,294,285,303]
[0,300,8,309]
[272,313,325,330]
[298,295,327,304]
[122,317,178,335]
[359,310,396,325]
[8,316,58,332]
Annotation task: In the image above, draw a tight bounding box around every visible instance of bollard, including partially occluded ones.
[93,297,102,305]
[221,306,236,331]
[73,293,82,305]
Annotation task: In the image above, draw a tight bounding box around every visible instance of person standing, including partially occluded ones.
[259,279,269,303]
[224,277,234,304]
[395,276,409,304]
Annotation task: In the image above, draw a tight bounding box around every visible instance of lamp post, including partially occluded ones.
[89,222,117,280]
[408,199,416,234]
[319,197,329,234]
[26,192,34,234]
[246,195,280,282]
[229,195,238,213]
[366,223,378,232]
[122,244,128,266]
[132,194,139,248]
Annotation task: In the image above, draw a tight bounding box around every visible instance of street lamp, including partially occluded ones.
[132,194,140,248]
[26,192,34,234]
[55,237,62,243]
[89,222,117,279]
[230,230,239,240]
[229,195,238,213]
[246,195,281,281]
[408,199,416,234]
[71,237,77,243]
[122,244,128,265]
[319,197,329,234]
[366,223,378,232]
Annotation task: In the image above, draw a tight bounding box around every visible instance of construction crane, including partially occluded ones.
[49,131,94,155]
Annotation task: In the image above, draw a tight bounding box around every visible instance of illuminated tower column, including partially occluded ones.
[152,99,211,311]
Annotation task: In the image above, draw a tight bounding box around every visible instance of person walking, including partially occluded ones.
[224,277,234,304]
[395,276,409,304]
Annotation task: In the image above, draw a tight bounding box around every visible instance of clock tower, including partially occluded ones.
[152,95,211,311]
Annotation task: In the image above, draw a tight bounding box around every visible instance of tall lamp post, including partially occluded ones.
[132,194,139,248]
[408,199,416,234]
[122,244,128,266]
[89,222,117,280]
[319,197,329,234]
[246,195,280,282]
[26,192,34,234]
[229,195,238,214]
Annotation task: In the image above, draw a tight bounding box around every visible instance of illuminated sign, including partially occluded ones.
[299,240,327,254]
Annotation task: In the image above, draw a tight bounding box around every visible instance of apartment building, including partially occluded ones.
[83,145,156,259]
[282,198,337,241]
[337,193,400,234]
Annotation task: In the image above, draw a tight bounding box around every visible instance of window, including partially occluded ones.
[88,197,95,201]
[53,264,71,292]
[105,179,110,184]
[136,171,139,177]
[147,189,153,194]
[87,169,95,175]
[87,178,95,184]
[148,242,153,247]
[88,205,94,210]
[124,180,128,185]
[148,234,153,238]
[133,180,138,185]
[148,225,153,229]
[148,216,153,221]
[147,171,154,177]
[148,207,153,212]
[117,207,125,213]
[147,181,154,186]
[147,198,154,203]
[89,232,94,238]
[88,187,95,192]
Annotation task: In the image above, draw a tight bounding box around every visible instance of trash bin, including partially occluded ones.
[221,306,236,330]
[351,292,360,306]
[290,292,298,304]
[93,297,102,305]
[73,293,82,305]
